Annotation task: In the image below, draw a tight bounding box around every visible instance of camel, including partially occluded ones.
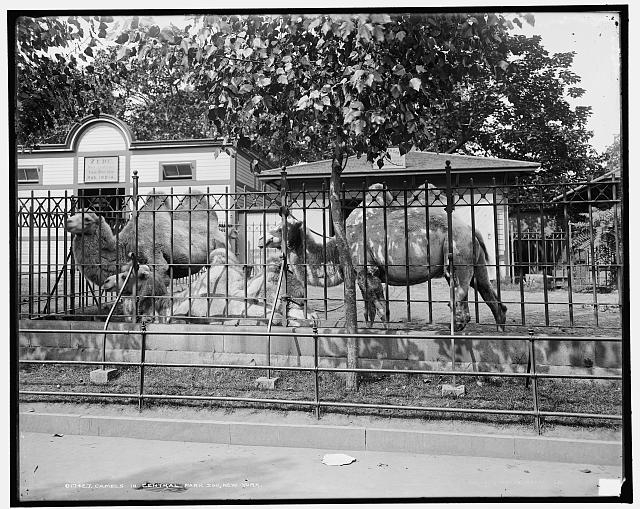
[260,184,506,331]
[102,249,316,325]
[346,186,507,331]
[259,217,344,288]
[65,191,227,287]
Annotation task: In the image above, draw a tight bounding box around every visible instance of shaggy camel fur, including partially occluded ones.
[65,192,227,286]
[346,187,507,331]
[103,249,315,324]
[101,263,170,322]
[259,217,343,288]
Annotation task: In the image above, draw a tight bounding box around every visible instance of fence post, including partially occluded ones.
[279,168,290,326]
[138,321,147,411]
[313,323,321,420]
[528,328,541,434]
[445,161,456,385]
[131,171,140,323]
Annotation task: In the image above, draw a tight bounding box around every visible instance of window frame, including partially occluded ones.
[159,160,196,181]
[17,165,42,185]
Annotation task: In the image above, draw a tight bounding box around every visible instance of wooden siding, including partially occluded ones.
[76,124,127,152]
[130,151,231,183]
[19,157,74,187]
[235,152,257,190]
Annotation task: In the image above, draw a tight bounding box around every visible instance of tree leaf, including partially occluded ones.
[409,77,422,91]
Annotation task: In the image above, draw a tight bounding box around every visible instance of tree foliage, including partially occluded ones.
[14,15,117,146]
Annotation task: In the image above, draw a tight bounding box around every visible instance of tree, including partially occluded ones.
[114,13,529,390]
[14,15,118,146]
[427,34,601,191]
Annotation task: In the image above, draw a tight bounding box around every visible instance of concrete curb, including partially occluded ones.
[20,411,622,466]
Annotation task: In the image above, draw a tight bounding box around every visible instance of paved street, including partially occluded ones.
[18,432,621,502]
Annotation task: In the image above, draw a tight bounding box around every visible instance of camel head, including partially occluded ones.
[65,209,101,235]
[258,217,302,250]
[448,298,471,332]
[102,263,155,294]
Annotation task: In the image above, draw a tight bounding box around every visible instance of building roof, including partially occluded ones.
[17,114,231,154]
[257,150,540,181]
[550,168,622,202]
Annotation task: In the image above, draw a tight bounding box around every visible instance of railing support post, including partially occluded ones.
[138,321,147,411]
[131,171,140,323]
[445,161,456,386]
[313,323,321,420]
[528,329,541,434]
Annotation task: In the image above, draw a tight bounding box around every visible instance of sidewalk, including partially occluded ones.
[18,432,622,502]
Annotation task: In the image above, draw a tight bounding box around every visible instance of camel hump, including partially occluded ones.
[175,191,209,211]
[139,192,171,211]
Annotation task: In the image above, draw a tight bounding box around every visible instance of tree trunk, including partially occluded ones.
[328,151,359,392]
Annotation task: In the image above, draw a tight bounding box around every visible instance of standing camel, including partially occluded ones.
[346,186,507,331]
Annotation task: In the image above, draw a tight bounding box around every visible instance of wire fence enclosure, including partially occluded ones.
[17,167,624,431]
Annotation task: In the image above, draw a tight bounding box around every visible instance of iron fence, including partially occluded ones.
[16,166,624,431]
[17,170,623,330]
[18,326,623,433]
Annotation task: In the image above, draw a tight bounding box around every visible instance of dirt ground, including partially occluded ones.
[304,278,622,333]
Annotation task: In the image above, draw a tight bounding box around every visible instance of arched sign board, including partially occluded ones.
[84,156,119,183]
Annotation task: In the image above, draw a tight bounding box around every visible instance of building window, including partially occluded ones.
[160,161,195,180]
[18,167,41,185]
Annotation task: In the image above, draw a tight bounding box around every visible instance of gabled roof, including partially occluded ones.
[257,150,539,181]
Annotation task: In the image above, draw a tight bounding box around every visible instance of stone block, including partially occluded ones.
[441,384,466,397]
[89,368,118,384]
[255,376,280,390]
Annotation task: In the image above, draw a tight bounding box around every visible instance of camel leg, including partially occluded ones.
[471,263,507,331]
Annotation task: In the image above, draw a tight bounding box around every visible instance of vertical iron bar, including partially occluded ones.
[514,178,526,325]
[37,197,42,315]
[204,186,211,318]
[612,181,622,318]
[445,162,456,385]
[262,189,268,318]
[225,190,230,319]
[64,191,69,315]
[362,181,368,324]
[321,181,328,320]
[382,182,391,323]
[538,183,549,326]
[18,199,23,317]
[243,191,249,318]
[528,330,541,434]
[302,183,308,318]
[28,194,34,317]
[169,188,175,318]
[423,179,432,323]
[132,171,139,323]
[562,185,575,326]
[586,182,599,325]
[280,168,289,327]
[138,322,147,411]
[492,178,502,308]
[469,178,479,322]
[403,183,411,322]
[313,324,320,420]
[46,190,51,315]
